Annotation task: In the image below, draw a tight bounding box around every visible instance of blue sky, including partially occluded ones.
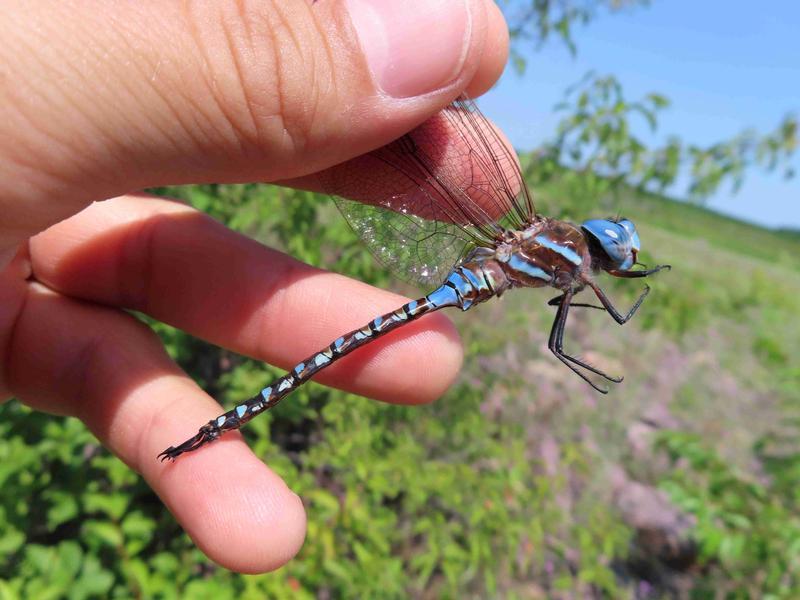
[481,0,799,228]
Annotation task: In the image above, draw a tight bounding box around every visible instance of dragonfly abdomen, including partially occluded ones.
[158,261,502,460]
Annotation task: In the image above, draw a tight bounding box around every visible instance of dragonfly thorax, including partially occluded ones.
[479,219,591,292]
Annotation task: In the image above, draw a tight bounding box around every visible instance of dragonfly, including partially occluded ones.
[158,96,670,461]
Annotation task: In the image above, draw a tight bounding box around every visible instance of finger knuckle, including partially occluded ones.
[185,0,335,159]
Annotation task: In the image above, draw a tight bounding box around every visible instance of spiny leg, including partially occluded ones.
[587,282,650,325]
[548,292,607,392]
[547,291,622,394]
[550,263,670,314]
[585,264,670,324]
[547,294,605,310]
[607,264,671,279]
[544,264,670,391]
[553,294,622,382]
[547,287,643,377]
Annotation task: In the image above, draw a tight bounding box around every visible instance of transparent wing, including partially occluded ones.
[318,95,536,286]
[333,197,472,286]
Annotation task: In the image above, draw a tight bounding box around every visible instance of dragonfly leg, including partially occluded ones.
[607,264,671,278]
[587,282,650,325]
[548,291,623,394]
[547,294,605,310]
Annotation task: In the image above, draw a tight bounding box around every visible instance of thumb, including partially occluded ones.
[0,0,507,251]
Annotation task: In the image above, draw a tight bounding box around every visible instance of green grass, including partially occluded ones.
[1,176,798,598]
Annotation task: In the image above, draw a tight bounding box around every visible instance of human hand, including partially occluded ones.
[0,0,508,572]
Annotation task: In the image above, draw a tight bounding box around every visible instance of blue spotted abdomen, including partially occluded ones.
[199,261,505,439]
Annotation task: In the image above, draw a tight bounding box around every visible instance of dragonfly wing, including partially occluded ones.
[441,96,536,226]
[318,95,535,286]
[333,196,471,286]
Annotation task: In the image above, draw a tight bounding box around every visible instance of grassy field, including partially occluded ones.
[1,176,798,598]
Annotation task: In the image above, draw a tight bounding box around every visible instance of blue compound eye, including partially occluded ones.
[618,219,641,252]
[581,218,638,271]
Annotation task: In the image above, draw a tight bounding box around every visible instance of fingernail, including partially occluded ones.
[346,0,472,98]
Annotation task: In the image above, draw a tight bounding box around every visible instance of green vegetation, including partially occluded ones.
[1,177,798,598]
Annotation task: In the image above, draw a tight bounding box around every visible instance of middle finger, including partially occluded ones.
[29,194,464,406]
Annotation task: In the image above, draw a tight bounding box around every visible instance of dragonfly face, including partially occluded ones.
[581,218,641,272]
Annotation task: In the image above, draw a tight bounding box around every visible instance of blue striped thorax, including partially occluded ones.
[581,218,641,271]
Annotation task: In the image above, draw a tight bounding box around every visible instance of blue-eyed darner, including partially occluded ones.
[158,96,669,461]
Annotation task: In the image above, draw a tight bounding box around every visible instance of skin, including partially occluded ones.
[0,0,509,573]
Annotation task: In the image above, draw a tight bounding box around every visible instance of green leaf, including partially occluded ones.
[0,528,25,554]
[46,493,79,529]
[81,521,123,549]
[82,492,128,520]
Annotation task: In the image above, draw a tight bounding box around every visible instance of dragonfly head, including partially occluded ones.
[581,218,641,272]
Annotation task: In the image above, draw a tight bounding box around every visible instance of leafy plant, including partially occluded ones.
[527,72,798,208]
[656,431,800,598]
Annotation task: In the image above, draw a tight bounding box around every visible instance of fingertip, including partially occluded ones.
[465,0,510,98]
[405,311,464,404]
[159,446,307,574]
[215,482,307,575]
